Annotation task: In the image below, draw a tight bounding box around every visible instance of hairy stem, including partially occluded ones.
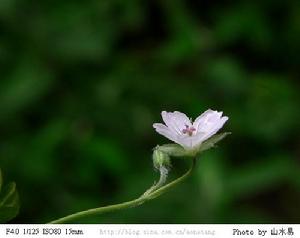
[141,166,169,197]
[48,158,196,224]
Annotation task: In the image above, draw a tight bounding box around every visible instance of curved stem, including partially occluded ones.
[48,196,147,224]
[48,158,196,224]
[147,158,196,199]
[141,166,169,197]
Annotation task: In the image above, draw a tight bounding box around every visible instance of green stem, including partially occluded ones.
[147,158,196,199]
[141,166,169,197]
[48,196,147,224]
[48,158,196,224]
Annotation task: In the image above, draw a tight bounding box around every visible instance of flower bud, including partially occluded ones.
[152,149,171,170]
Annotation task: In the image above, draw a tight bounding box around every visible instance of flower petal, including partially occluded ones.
[171,111,191,126]
[176,136,195,149]
[161,111,182,135]
[193,109,221,131]
[162,111,192,135]
[188,131,207,148]
[200,116,229,142]
[153,123,179,144]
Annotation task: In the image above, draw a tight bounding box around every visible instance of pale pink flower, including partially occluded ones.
[153,109,228,151]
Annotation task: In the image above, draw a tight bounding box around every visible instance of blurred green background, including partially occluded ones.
[0,0,300,223]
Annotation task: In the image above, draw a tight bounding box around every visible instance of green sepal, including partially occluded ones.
[156,132,230,159]
[156,144,187,157]
[0,172,20,223]
[198,132,231,153]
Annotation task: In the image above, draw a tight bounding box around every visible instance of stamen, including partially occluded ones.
[182,124,196,136]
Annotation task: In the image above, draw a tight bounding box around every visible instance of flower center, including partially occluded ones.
[182,125,196,136]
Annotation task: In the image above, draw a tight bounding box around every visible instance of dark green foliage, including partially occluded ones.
[0,0,299,223]
[0,169,20,223]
